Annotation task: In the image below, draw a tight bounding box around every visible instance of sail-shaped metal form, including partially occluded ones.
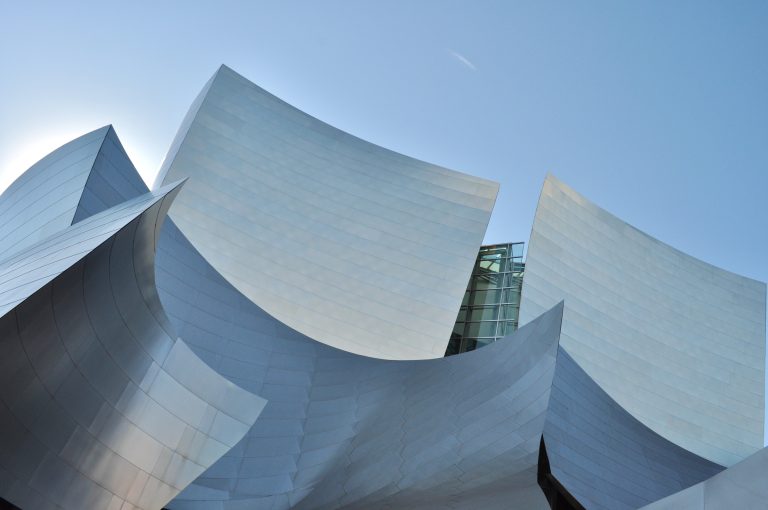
[520,174,766,467]
[1,71,764,509]
[541,349,723,510]
[155,214,722,509]
[0,156,264,509]
[640,446,768,509]
[153,180,720,510]
[154,65,499,360]
[156,224,563,509]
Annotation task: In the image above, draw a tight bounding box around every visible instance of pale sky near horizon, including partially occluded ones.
[1,2,767,435]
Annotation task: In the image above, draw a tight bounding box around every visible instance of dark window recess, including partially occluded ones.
[537,437,586,510]
[0,498,21,509]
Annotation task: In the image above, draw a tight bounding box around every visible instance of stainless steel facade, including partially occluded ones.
[640,446,768,509]
[154,211,562,509]
[154,65,500,360]
[1,67,765,509]
[543,349,723,509]
[0,126,111,261]
[0,171,264,509]
[519,174,766,467]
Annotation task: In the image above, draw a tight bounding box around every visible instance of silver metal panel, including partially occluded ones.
[544,348,723,510]
[640,446,768,509]
[519,174,766,466]
[163,299,563,510]
[0,182,264,510]
[155,65,499,360]
[0,126,110,262]
[151,197,566,508]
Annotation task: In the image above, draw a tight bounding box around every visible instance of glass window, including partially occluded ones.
[465,321,498,337]
[473,273,502,289]
[478,259,501,273]
[468,306,498,322]
[470,289,501,306]
[463,339,479,352]
[499,305,519,321]
[497,320,517,337]
[446,242,526,356]
[474,338,495,349]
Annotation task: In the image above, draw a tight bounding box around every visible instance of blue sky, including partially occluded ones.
[1,0,766,415]
[1,1,765,284]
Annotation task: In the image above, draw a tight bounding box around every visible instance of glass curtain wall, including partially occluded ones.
[445,242,524,355]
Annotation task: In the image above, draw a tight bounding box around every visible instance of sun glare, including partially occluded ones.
[0,127,98,194]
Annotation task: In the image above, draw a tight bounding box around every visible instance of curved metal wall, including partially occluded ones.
[155,223,563,510]
[519,174,766,466]
[154,206,562,508]
[0,126,109,261]
[155,65,499,360]
[544,349,723,510]
[640,446,768,509]
[158,217,724,510]
[0,184,264,510]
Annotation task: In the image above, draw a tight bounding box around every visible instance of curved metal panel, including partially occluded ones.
[0,126,110,262]
[158,286,562,510]
[156,197,724,510]
[640,446,768,509]
[154,219,562,508]
[519,174,766,466]
[0,184,265,510]
[72,125,149,222]
[155,64,500,360]
[543,348,723,510]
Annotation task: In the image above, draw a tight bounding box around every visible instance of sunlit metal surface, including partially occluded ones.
[160,297,563,510]
[0,126,109,261]
[154,65,499,360]
[156,215,722,510]
[1,116,757,508]
[0,125,150,263]
[520,175,766,466]
[0,179,264,509]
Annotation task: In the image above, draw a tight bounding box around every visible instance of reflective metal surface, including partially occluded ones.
[0,178,264,509]
[544,349,723,510]
[161,296,563,510]
[157,215,722,510]
[520,175,766,466]
[640,446,768,509]
[0,126,110,261]
[155,65,500,360]
[3,109,761,508]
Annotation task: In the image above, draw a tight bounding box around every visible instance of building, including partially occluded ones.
[446,242,525,355]
[0,65,764,510]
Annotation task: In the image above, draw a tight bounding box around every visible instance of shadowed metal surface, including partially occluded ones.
[158,283,562,510]
[0,183,265,509]
[544,348,723,510]
[640,446,768,510]
[158,220,722,510]
[154,65,499,360]
[64,126,728,509]
[519,174,766,466]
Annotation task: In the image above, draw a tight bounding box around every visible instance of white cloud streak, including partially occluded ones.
[448,49,477,71]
